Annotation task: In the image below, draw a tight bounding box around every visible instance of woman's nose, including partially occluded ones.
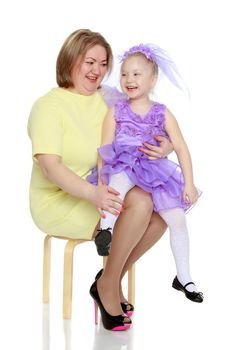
[92,63,101,75]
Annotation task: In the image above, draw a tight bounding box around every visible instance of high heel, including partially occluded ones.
[172,276,204,303]
[94,300,98,325]
[95,269,135,316]
[90,279,132,331]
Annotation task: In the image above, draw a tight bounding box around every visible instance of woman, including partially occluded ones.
[28,29,172,330]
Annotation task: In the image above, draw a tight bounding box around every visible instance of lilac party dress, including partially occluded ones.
[88,99,195,213]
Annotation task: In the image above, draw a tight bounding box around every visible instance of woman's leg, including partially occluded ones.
[119,209,167,302]
[97,187,165,315]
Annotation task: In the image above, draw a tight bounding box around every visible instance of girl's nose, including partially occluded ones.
[126,75,133,83]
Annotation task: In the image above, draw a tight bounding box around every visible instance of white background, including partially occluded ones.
[1,0,232,349]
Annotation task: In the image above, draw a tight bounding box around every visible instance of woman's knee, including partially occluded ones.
[124,187,154,214]
[150,212,167,233]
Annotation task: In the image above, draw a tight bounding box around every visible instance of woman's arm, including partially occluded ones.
[36,154,122,215]
[164,109,198,204]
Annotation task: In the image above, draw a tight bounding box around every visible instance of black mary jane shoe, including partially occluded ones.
[94,228,112,256]
[172,276,204,303]
[95,269,135,315]
[89,279,132,331]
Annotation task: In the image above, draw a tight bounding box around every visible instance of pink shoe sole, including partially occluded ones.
[126,311,133,317]
[94,301,131,330]
[112,324,131,331]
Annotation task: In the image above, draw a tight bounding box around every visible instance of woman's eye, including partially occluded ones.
[86,61,94,65]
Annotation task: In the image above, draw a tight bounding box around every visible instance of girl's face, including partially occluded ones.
[70,45,108,95]
[120,55,156,100]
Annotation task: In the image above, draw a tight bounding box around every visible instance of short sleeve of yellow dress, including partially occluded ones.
[28,87,108,239]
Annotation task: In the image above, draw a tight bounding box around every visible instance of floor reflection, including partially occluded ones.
[43,304,50,350]
[43,304,72,350]
[43,303,134,350]
[63,319,72,350]
[92,323,134,350]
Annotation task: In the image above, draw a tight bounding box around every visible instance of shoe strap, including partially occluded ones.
[184,281,195,289]
[97,227,112,233]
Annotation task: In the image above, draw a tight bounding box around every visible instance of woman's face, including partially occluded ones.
[70,45,108,95]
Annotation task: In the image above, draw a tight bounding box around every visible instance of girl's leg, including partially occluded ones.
[159,208,198,292]
[100,171,135,230]
[95,171,135,256]
[97,187,154,315]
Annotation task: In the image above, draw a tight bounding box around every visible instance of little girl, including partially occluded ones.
[89,44,203,303]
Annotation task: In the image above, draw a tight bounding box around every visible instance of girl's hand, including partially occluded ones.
[182,183,198,206]
[88,184,123,218]
[139,135,174,160]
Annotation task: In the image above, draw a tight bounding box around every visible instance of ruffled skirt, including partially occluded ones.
[87,141,200,213]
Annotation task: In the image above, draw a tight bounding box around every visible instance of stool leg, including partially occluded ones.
[63,240,82,319]
[43,235,52,304]
[128,264,135,305]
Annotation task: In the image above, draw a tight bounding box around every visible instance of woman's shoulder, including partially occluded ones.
[29,89,63,126]
[31,88,60,109]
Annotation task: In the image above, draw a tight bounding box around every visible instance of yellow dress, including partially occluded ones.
[28,87,108,239]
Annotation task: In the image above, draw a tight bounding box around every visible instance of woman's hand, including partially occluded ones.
[183,183,198,206]
[88,184,123,218]
[139,135,174,160]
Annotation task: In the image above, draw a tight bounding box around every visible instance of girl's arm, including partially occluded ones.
[97,107,116,184]
[164,109,198,205]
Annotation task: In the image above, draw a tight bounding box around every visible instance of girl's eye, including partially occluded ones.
[121,73,126,77]
[134,73,140,76]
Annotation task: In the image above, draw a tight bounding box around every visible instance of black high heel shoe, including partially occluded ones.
[89,279,132,331]
[172,276,204,303]
[95,269,135,316]
[94,228,112,256]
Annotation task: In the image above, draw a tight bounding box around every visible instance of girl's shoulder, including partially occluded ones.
[152,101,166,113]
[113,99,130,121]
[99,85,126,107]
[150,102,167,129]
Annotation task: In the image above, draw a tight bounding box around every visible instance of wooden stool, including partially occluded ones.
[42,234,135,319]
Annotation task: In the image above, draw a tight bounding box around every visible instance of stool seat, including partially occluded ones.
[42,234,135,319]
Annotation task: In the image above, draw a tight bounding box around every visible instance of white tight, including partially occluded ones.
[100,171,196,290]
[159,208,195,289]
[100,171,135,229]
